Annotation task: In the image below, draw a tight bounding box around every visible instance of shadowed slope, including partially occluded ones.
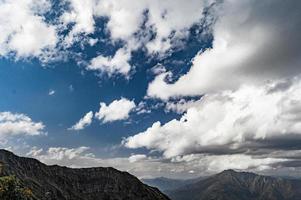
[167,169,301,200]
[0,149,170,200]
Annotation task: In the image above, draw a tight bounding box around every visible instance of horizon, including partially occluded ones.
[1,0,301,180]
[2,148,300,181]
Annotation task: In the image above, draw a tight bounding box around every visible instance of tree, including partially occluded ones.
[0,176,34,200]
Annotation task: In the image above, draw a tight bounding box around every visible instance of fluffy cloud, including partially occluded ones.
[0,112,45,137]
[147,0,301,99]
[122,0,301,176]
[0,0,212,75]
[96,0,210,52]
[125,78,301,158]
[95,98,136,123]
[27,146,93,166]
[0,0,57,58]
[87,47,131,76]
[85,0,211,76]
[60,0,95,45]
[69,111,93,131]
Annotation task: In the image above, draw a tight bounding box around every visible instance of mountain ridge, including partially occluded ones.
[0,149,170,200]
[167,169,301,200]
[141,176,205,192]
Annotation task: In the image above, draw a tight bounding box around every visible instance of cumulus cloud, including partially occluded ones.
[0,0,57,58]
[95,0,210,54]
[0,112,45,137]
[87,47,132,76]
[125,78,301,158]
[60,0,95,46]
[95,98,136,123]
[84,0,212,76]
[68,111,93,131]
[0,0,212,75]
[122,0,301,176]
[147,0,301,100]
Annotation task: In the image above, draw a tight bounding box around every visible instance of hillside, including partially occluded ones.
[167,169,301,200]
[0,149,170,200]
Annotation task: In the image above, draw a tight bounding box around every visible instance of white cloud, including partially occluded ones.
[26,146,43,157]
[0,0,212,74]
[94,0,145,41]
[0,0,58,58]
[94,0,210,54]
[121,0,301,177]
[128,154,147,163]
[79,0,211,76]
[87,47,132,76]
[48,89,55,96]
[0,112,45,137]
[68,111,93,131]
[125,78,301,158]
[171,154,286,174]
[88,38,98,46]
[147,0,301,100]
[135,101,151,115]
[95,98,136,123]
[26,146,90,164]
[60,0,95,46]
[165,98,202,114]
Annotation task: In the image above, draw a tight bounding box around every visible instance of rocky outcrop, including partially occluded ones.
[0,149,170,200]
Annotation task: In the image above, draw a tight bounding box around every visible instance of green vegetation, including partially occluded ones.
[0,176,34,200]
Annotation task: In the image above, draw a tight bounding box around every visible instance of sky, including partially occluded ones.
[1,0,301,179]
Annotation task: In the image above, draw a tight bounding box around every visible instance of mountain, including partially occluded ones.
[167,169,301,200]
[141,177,205,192]
[0,149,170,200]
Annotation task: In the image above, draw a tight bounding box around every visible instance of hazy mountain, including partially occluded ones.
[0,149,170,200]
[167,169,301,200]
[142,177,205,192]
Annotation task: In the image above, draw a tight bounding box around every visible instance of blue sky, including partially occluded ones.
[0,22,210,158]
[1,0,301,179]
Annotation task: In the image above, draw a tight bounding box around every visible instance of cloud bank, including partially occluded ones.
[126,78,301,158]
[147,0,301,99]
[0,112,44,137]
[124,0,301,176]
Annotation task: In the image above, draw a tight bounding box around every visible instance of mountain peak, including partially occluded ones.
[217,169,257,178]
[220,169,237,174]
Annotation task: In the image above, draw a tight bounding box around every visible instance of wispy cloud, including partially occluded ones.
[69,111,93,131]
[48,89,55,96]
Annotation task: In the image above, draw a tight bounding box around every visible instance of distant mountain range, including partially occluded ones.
[166,169,301,200]
[0,149,170,200]
[1,149,301,200]
[142,176,205,192]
